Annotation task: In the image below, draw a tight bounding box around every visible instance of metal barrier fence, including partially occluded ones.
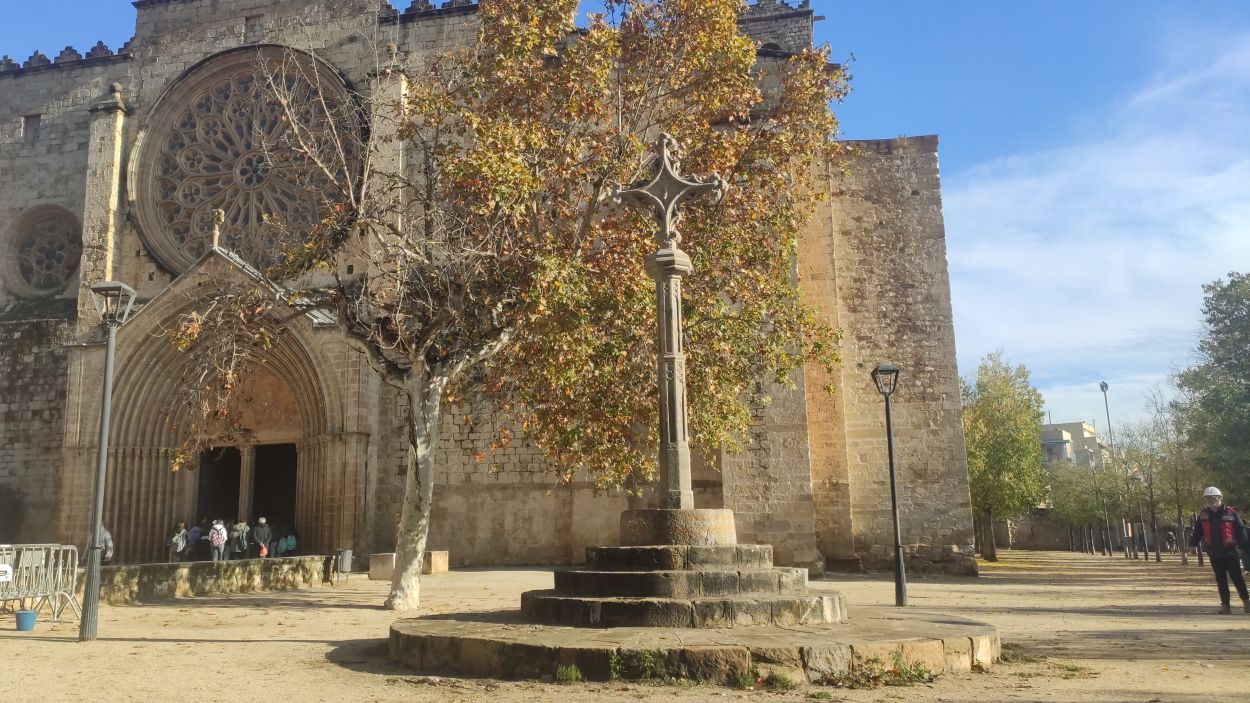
[0,544,80,621]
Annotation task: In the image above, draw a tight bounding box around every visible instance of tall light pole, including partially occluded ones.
[1099,381,1129,559]
[79,281,137,642]
[873,363,906,607]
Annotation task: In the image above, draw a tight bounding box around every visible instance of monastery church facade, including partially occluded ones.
[0,0,976,575]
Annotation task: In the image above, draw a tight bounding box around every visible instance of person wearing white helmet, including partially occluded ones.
[1188,487,1250,614]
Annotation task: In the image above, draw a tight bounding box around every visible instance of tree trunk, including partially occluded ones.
[385,375,445,611]
[1150,506,1161,563]
[1177,502,1188,565]
[979,511,999,562]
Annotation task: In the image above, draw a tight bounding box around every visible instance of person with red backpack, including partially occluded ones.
[1188,487,1250,614]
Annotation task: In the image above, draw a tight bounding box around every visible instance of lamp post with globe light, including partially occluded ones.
[79,281,137,642]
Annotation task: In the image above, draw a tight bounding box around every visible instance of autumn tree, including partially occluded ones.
[962,352,1046,561]
[171,0,844,610]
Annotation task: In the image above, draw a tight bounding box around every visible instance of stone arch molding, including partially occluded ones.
[106,269,343,449]
[2,205,83,298]
[129,45,360,274]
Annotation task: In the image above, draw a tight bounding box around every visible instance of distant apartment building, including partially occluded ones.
[1042,421,1107,468]
[1008,421,1109,550]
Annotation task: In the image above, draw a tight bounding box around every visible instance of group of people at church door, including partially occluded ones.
[166,516,297,563]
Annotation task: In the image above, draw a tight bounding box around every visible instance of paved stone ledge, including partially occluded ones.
[554,567,808,598]
[389,607,999,683]
[520,590,847,628]
[587,545,774,572]
[90,556,327,605]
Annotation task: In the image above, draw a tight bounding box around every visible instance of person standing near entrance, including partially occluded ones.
[1188,487,1250,614]
[167,521,188,562]
[229,518,250,560]
[101,527,114,565]
[209,520,229,561]
[252,517,273,558]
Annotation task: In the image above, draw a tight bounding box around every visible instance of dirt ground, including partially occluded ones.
[2,549,1247,703]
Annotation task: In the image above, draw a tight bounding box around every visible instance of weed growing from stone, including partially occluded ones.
[807,692,834,700]
[818,652,935,690]
[608,649,674,681]
[732,667,762,690]
[764,672,798,691]
[555,664,583,684]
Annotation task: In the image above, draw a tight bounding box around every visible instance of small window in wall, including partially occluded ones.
[22,115,41,146]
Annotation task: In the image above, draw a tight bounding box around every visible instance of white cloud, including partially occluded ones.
[944,29,1250,425]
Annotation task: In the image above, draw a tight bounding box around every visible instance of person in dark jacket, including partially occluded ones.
[1188,486,1250,614]
[252,517,273,558]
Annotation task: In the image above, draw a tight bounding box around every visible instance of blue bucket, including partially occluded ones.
[15,610,36,632]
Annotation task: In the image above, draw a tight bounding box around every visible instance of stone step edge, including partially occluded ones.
[553,567,808,599]
[586,544,774,572]
[389,622,1000,683]
[520,590,848,629]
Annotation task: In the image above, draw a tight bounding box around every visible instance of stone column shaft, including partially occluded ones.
[646,248,694,510]
[77,86,129,325]
[239,444,256,520]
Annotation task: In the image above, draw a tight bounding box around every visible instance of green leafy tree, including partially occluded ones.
[1155,386,1211,564]
[170,0,845,610]
[1045,461,1102,550]
[1175,272,1250,504]
[962,352,1046,561]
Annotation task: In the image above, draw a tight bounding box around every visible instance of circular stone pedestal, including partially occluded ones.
[389,608,1000,683]
[620,509,737,547]
[521,544,844,629]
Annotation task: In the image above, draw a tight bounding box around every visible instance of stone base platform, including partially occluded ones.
[389,608,999,683]
[520,590,847,628]
[522,544,846,629]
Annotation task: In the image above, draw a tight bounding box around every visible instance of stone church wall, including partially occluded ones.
[0,302,74,542]
[0,54,129,306]
[370,386,727,567]
[0,1,975,571]
[803,136,976,574]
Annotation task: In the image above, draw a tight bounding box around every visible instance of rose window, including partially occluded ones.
[133,47,357,273]
[3,207,82,297]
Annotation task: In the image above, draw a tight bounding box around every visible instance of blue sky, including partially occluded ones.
[5,1,1250,427]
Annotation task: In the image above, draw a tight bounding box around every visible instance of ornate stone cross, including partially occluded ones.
[615,134,727,510]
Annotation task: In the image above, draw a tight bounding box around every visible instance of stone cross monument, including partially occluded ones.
[512,141,848,634]
[615,134,727,511]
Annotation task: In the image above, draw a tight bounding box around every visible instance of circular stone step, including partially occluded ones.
[553,567,808,598]
[388,607,1000,683]
[586,544,773,572]
[520,590,847,628]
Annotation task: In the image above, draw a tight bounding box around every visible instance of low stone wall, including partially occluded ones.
[845,545,979,577]
[88,556,326,605]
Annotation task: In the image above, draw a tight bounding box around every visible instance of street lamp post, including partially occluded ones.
[79,281,137,642]
[872,363,907,607]
[1099,381,1129,559]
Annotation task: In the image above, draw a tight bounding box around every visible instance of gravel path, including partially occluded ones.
[1,549,1245,702]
